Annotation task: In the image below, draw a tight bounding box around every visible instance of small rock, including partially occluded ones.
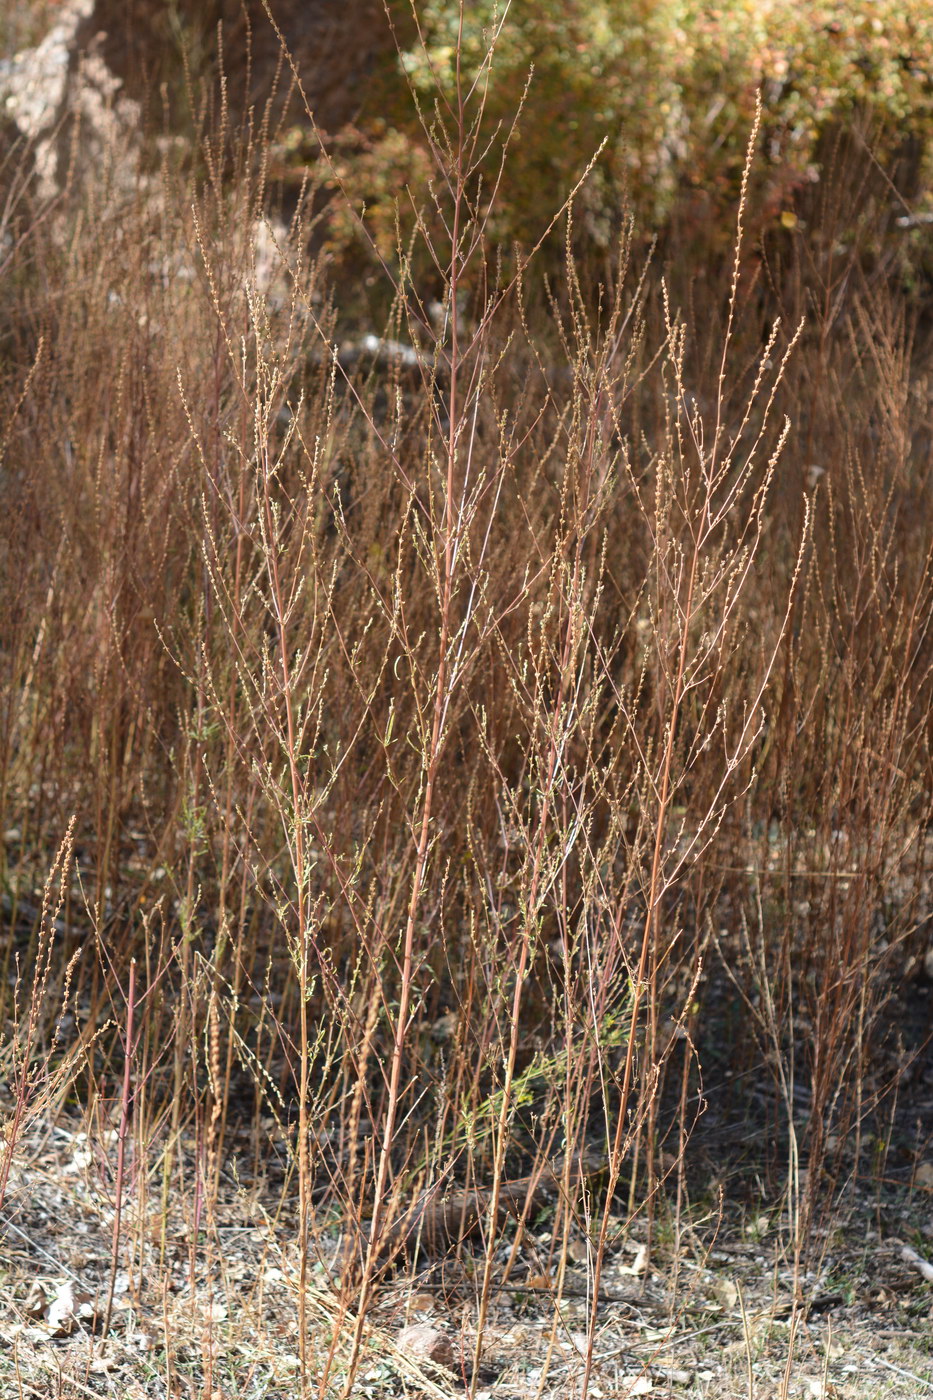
[397,1322,456,1371]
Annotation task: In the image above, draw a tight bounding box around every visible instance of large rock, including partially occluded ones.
[0,0,139,202]
[0,0,400,202]
[73,0,398,132]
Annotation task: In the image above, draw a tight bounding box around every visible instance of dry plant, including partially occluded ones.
[1,7,933,1400]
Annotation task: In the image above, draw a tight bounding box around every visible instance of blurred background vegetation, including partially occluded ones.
[285,0,933,292]
[7,2,932,289]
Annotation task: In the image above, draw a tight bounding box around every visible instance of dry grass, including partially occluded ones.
[1,10,933,1399]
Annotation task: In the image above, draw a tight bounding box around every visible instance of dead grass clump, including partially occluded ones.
[2,13,933,1399]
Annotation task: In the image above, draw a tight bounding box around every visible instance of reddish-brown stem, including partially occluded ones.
[103,958,136,1339]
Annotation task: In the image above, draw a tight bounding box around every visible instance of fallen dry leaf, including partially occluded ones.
[45,1280,94,1337]
[619,1244,648,1276]
[23,1281,48,1320]
[806,1380,841,1398]
[89,1355,121,1375]
[900,1244,933,1283]
[650,1363,694,1386]
[713,1277,739,1309]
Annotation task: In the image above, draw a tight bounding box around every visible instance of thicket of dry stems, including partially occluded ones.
[2,19,933,1396]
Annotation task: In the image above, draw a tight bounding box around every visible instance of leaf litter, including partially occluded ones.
[3,1111,933,1398]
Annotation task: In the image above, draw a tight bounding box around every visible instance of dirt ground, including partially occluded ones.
[2,1105,932,1400]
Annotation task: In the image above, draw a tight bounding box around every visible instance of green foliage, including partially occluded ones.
[451,999,634,1157]
[294,1,933,270]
